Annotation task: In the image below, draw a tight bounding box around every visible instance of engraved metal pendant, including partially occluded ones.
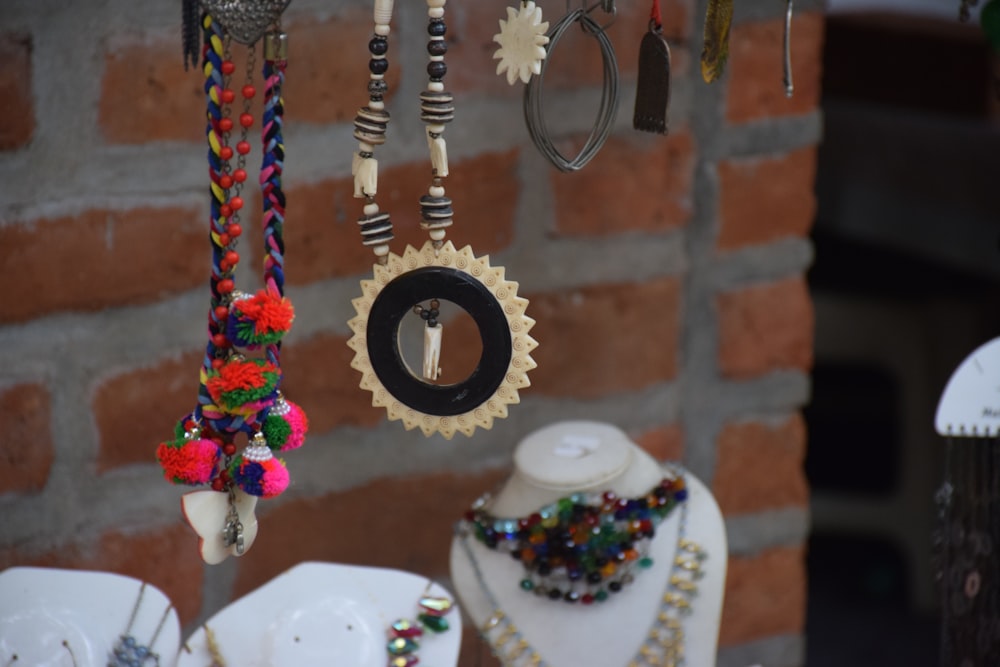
[201,0,291,44]
[633,23,671,135]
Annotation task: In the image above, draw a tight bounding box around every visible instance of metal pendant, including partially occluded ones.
[201,0,292,44]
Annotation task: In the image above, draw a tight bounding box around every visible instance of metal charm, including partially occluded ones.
[633,22,671,135]
[700,0,733,83]
[201,0,292,45]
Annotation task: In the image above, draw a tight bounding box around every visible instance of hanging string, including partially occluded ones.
[261,45,287,370]
[649,0,662,30]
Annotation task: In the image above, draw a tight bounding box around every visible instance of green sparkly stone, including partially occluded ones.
[419,612,450,633]
[387,636,419,655]
[595,589,609,602]
[639,557,654,569]
[418,595,454,615]
[520,578,535,591]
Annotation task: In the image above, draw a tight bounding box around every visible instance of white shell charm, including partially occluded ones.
[182,488,260,564]
[353,153,379,198]
[493,1,550,85]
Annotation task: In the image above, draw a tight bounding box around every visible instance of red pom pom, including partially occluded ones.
[157,437,219,485]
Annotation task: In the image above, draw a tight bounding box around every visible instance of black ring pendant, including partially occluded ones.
[366,266,513,416]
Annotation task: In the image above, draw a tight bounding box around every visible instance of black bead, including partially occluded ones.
[537,563,552,576]
[428,319,437,327]
[609,581,623,593]
[596,557,609,567]
[427,39,448,56]
[427,60,447,80]
[428,19,446,37]
[547,588,563,600]
[586,571,602,584]
[564,591,581,603]
[368,36,388,55]
[369,58,389,75]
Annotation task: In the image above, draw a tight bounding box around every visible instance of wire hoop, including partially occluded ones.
[523,8,620,172]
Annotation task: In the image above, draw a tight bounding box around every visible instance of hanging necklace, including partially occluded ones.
[109,583,173,667]
[456,469,706,667]
[347,0,538,440]
[160,0,309,563]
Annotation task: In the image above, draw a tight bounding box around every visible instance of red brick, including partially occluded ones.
[94,351,203,472]
[232,468,508,598]
[631,423,684,461]
[0,205,205,323]
[0,522,204,625]
[726,13,825,124]
[99,11,400,144]
[0,33,34,151]
[719,545,807,645]
[445,0,691,96]
[716,277,813,379]
[0,383,53,495]
[716,147,817,251]
[713,414,808,514]
[274,149,519,284]
[552,130,695,236]
[279,331,385,434]
[527,277,681,398]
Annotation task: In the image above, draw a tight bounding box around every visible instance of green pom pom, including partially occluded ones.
[173,419,187,440]
[262,413,292,449]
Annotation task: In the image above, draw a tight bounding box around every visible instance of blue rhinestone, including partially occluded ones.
[123,636,136,647]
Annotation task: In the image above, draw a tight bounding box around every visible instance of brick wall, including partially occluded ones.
[0,1,822,665]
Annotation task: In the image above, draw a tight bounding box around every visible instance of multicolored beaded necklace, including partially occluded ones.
[157,2,308,561]
[464,475,688,604]
[457,468,706,667]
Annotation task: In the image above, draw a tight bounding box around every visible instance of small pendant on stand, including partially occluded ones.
[633,22,672,135]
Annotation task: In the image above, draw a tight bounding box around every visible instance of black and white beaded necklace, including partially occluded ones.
[346,0,538,440]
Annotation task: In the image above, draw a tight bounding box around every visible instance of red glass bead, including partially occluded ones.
[239,113,253,128]
[211,358,224,370]
[221,60,236,75]
[228,223,243,238]
[218,233,231,246]
[212,333,229,347]
[217,279,235,294]
[220,204,232,218]
[211,437,224,446]
[219,117,233,133]
[219,174,233,189]
[220,469,231,482]
[224,250,239,266]
[233,168,247,183]
[229,196,244,211]
[602,491,617,503]
[581,593,595,605]
[219,146,234,160]
[242,84,256,99]
[223,443,237,456]
[236,140,251,155]
[220,259,231,272]
[221,88,236,104]
[211,478,225,491]
[185,419,198,430]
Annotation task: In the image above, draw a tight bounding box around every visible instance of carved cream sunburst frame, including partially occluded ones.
[348,240,538,439]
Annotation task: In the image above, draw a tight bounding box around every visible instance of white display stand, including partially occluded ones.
[450,420,727,667]
[179,562,461,667]
[0,567,182,667]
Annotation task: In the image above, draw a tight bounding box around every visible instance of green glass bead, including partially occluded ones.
[595,589,609,602]
[639,557,654,569]
[520,578,535,591]
[419,612,450,633]
[387,636,419,655]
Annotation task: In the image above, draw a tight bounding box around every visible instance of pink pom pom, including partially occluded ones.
[280,400,309,452]
[259,457,290,498]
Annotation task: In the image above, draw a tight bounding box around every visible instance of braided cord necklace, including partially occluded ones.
[346,0,538,440]
[157,3,308,563]
[456,468,706,667]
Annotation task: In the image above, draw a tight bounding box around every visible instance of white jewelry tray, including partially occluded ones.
[179,561,462,667]
[0,567,181,666]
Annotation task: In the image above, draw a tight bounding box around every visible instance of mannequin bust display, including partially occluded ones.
[450,420,727,666]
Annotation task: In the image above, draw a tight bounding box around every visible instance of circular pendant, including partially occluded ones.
[348,240,538,439]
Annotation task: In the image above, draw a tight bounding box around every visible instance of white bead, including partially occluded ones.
[358,141,374,152]
[426,0,447,7]
[429,229,447,241]
[374,24,391,36]
[373,244,390,257]
[427,81,444,92]
[428,7,444,18]
[429,55,444,61]
[370,100,384,111]
[429,185,445,197]
[374,0,395,26]
[364,203,380,215]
